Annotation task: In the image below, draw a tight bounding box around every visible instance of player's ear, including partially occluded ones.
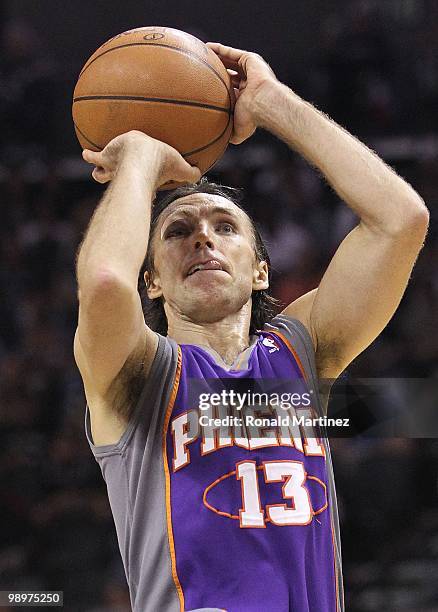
[252,260,269,291]
[144,270,163,299]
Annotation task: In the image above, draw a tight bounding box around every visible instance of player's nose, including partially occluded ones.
[193,221,214,249]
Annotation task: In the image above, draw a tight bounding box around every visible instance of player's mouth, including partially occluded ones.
[186,259,228,277]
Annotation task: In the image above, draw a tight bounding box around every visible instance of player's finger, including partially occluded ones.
[227,68,240,81]
[212,56,240,71]
[206,43,248,72]
[91,166,109,183]
[206,42,247,61]
[91,167,102,182]
[186,165,202,184]
[228,73,241,89]
[83,149,102,165]
[175,160,202,184]
[230,132,246,145]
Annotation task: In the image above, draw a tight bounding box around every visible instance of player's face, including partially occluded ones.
[146,194,269,324]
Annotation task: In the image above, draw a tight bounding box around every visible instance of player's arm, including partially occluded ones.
[257,82,429,380]
[75,131,200,443]
[208,43,429,380]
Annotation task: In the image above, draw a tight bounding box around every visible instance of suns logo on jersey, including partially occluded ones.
[262,337,280,353]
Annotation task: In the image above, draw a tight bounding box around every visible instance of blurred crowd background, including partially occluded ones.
[0,0,437,610]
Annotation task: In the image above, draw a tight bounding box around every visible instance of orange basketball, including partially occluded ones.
[72,26,235,187]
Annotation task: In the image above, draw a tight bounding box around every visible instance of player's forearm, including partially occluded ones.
[254,82,428,234]
[76,158,156,291]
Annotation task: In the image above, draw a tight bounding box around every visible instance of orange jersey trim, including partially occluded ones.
[162,346,184,612]
[268,328,326,459]
[267,329,309,382]
[330,514,341,612]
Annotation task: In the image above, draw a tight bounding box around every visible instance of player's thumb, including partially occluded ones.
[82,149,102,165]
[177,159,202,184]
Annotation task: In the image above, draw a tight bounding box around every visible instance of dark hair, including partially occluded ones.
[139,178,282,335]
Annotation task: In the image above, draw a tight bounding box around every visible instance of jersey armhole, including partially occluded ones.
[265,314,330,416]
[85,332,173,457]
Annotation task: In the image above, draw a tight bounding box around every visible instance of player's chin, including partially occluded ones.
[183,276,236,304]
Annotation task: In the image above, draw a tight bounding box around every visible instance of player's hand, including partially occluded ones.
[206,42,277,145]
[82,131,201,188]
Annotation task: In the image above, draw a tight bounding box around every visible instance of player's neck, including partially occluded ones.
[167,309,253,367]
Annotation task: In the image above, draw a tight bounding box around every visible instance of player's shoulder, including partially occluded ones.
[82,329,178,446]
[263,312,315,353]
[110,329,178,412]
[261,312,320,380]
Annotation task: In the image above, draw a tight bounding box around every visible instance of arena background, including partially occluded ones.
[0,0,437,610]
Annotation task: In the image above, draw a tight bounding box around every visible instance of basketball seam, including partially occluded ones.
[161,132,230,189]
[77,42,232,111]
[73,95,231,114]
[73,102,232,157]
[73,122,103,150]
[182,114,232,158]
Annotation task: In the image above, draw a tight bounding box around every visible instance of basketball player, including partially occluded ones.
[75,43,428,611]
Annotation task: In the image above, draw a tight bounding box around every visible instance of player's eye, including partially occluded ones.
[165,224,190,238]
[216,222,235,233]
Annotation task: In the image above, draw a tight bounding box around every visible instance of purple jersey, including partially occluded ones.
[85,315,344,612]
[164,321,342,612]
